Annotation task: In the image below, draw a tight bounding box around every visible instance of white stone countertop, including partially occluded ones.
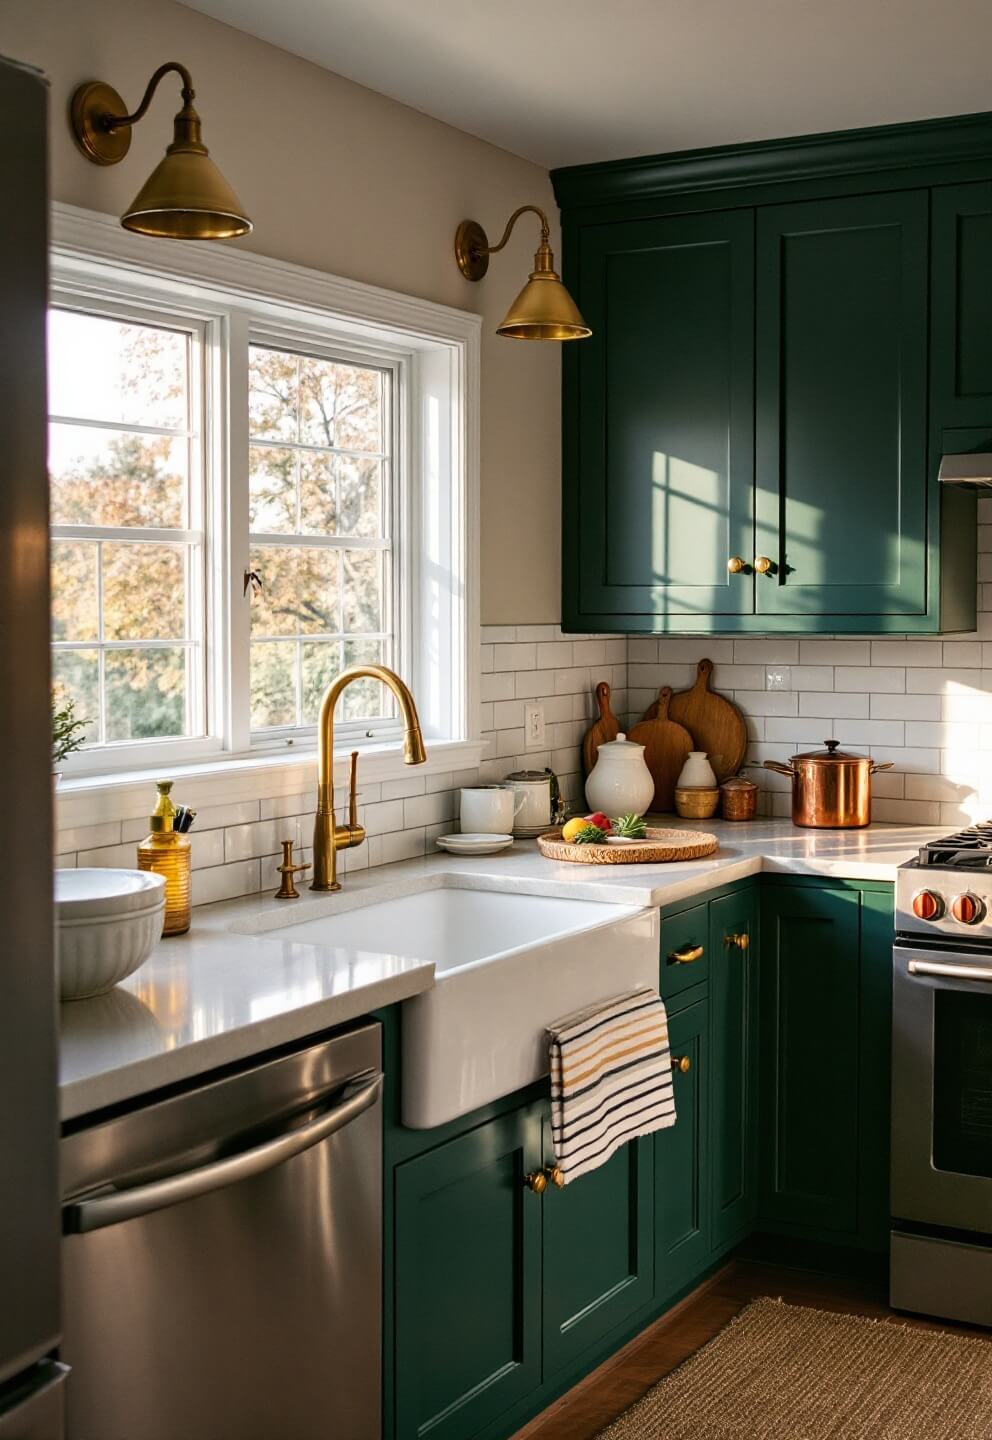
[60,818,938,1122]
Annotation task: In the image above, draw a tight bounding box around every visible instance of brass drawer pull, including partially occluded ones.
[724,932,749,951]
[673,1056,692,1074]
[753,556,773,575]
[668,943,704,965]
[727,556,747,574]
[524,1169,548,1195]
[544,1165,565,1190]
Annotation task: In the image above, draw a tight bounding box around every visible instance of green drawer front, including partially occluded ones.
[660,903,710,1004]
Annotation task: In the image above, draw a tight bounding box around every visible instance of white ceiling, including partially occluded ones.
[182,0,992,169]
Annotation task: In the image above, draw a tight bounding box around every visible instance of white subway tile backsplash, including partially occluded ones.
[799,640,871,665]
[834,667,905,693]
[869,640,943,667]
[798,692,870,719]
[870,693,941,720]
[906,668,983,693]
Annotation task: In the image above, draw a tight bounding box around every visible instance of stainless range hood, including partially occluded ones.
[938,453,992,488]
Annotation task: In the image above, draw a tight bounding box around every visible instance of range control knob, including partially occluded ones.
[951,893,986,925]
[911,889,944,921]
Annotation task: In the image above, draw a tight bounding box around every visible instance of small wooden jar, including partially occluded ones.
[720,777,759,821]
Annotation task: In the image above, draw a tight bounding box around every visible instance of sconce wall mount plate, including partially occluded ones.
[70,82,132,165]
[454,220,491,282]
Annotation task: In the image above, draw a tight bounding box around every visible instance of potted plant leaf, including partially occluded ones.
[52,688,89,789]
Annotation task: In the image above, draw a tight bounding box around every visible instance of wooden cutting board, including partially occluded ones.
[582,681,620,776]
[628,687,693,814]
[668,658,747,781]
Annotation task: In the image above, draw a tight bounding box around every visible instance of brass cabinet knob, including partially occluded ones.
[667,943,704,965]
[673,1056,691,1074]
[524,1169,548,1195]
[545,1165,565,1189]
[753,556,773,574]
[724,932,749,951]
[727,556,746,574]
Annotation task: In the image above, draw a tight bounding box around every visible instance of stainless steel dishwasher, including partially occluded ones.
[60,1020,382,1440]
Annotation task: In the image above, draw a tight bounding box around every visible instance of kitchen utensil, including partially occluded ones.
[668,659,747,781]
[720,776,759,821]
[584,732,656,816]
[582,681,620,776]
[537,826,718,865]
[763,739,894,828]
[436,833,514,856]
[459,786,524,834]
[674,786,720,819]
[55,868,166,1000]
[627,687,693,813]
[505,769,564,833]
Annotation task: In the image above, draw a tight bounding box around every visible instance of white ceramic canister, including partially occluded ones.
[676,751,718,789]
[585,734,655,816]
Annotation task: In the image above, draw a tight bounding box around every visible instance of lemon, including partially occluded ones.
[562,817,587,843]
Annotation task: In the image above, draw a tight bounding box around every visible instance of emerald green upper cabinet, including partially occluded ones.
[932,182,992,427]
[754,192,928,619]
[554,112,989,635]
[568,210,755,624]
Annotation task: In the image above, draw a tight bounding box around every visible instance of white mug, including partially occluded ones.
[459,786,523,835]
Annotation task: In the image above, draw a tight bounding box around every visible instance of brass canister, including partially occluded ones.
[764,740,893,829]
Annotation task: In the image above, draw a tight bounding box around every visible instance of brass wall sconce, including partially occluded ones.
[70,62,251,240]
[454,205,590,340]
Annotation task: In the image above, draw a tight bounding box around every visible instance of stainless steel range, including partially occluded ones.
[891,825,992,1327]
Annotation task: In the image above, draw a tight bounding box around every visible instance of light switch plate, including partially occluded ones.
[524,703,546,750]
[766,666,792,692]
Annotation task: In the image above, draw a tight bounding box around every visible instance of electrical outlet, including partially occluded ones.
[765,666,792,692]
[524,703,546,751]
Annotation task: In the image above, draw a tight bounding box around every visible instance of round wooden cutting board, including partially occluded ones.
[668,659,747,781]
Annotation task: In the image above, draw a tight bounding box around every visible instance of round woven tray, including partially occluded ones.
[536,826,719,865]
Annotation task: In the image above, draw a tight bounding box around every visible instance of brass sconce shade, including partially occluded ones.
[454,206,590,341]
[70,63,251,240]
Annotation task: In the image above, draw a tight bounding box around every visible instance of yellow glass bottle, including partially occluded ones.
[137,780,191,937]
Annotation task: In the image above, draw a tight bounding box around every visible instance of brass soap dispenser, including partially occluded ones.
[137,779,192,935]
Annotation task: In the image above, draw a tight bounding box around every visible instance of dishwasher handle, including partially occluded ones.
[64,1069,383,1235]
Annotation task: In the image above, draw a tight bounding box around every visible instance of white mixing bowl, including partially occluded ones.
[55,868,166,1000]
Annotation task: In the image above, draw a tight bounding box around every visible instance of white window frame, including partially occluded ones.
[50,203,482,821]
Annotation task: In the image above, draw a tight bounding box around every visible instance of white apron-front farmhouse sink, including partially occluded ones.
[251,883,659,1128]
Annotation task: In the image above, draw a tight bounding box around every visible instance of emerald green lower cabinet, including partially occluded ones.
[393,1107,543,1440]
[709,890,759,1252]
[389,876,895,1440]
[655,998,709,1304]
[758,884,892,1250]
[541,1124,653,1376]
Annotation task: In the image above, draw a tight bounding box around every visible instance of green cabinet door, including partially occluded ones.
[541,1119,654,1377]
[655,998,709,1304]
[394,1107,543,1440]
[754,192,929,619]
[709,889,759,1253]
[932,182,992,427]
[758,885,861,1237]
[564,209,755,632]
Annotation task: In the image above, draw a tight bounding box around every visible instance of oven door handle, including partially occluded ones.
[907,959,992,983]
[63,1070,382,1235]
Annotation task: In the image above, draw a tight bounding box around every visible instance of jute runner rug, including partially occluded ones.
[595,1297,992,1438]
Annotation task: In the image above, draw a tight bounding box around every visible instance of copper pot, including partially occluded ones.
[764,740,893,829]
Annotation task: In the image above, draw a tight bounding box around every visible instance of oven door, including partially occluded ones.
[892,943,992,1232]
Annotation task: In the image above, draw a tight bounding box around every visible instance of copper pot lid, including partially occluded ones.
[793,739,871,765]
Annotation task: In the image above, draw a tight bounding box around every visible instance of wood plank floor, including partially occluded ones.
[513,1259,992,1440]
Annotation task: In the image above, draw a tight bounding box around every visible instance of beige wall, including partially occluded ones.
[4,0,562,622]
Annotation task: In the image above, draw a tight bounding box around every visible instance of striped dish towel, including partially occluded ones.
[548,987,676,1184]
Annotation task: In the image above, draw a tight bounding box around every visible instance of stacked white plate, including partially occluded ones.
[435,833,514,856]
[55,868,166,1001]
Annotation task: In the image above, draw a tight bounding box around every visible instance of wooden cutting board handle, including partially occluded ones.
[582,681,620,777]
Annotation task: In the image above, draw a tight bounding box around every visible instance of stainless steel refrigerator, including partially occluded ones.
[0,52,67,1439]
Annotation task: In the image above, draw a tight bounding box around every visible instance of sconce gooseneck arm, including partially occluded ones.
[103,62,195,133]
[477,204,551,257]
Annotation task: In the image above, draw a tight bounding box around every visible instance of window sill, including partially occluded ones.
[55,738,486,830]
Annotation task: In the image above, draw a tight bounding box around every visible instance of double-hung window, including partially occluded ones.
[48,212,479,786]
[48,305,208,761]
